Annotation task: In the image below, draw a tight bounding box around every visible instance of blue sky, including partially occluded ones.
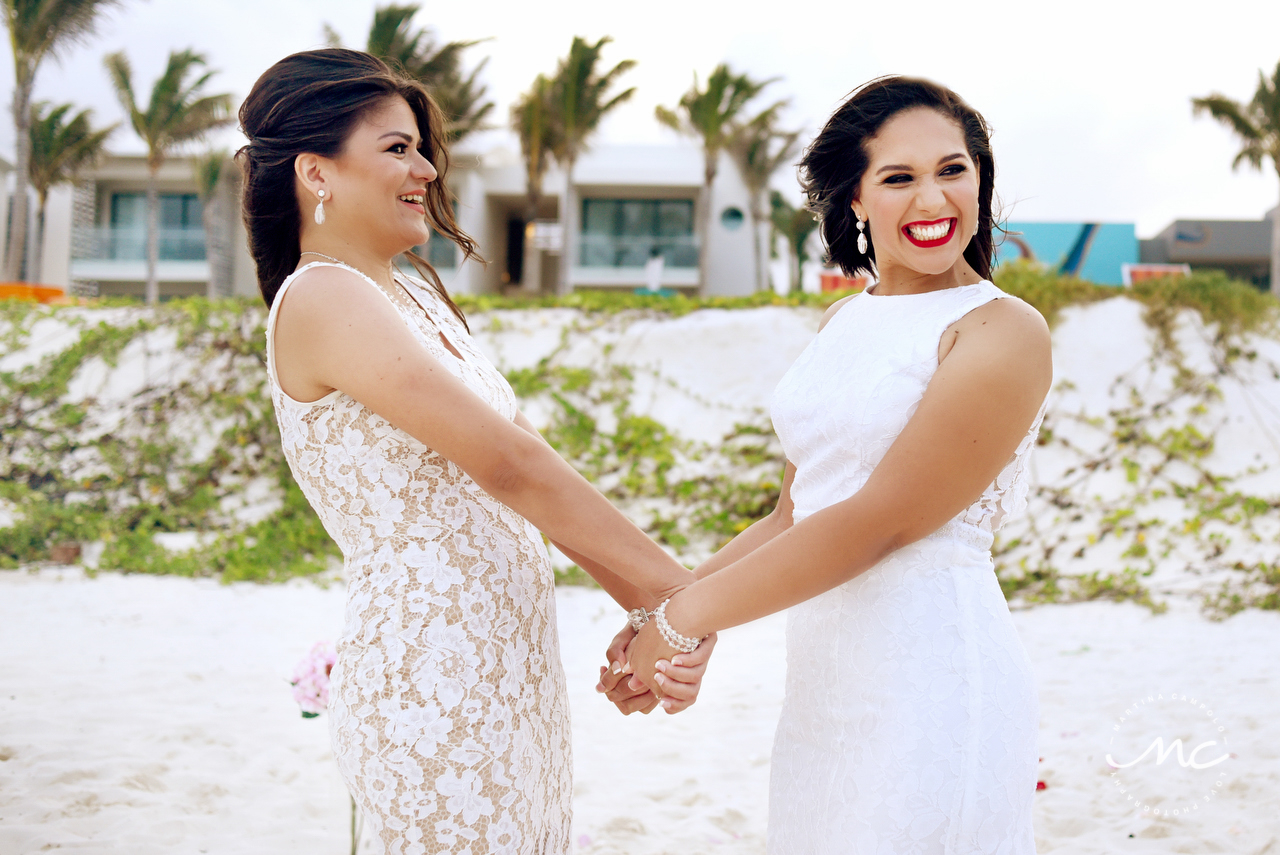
[2,0,1278,237]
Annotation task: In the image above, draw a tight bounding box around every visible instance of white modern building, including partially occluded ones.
[7,139,769,301]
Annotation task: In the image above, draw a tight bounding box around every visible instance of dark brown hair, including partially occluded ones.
[800,76,998,280]
[237,48,478,326]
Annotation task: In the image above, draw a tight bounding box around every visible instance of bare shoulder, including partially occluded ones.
[277,264,386,325]
[956,295,1050,353]
[934,294,1052,404]
[817,294,859,332]
[274,265,408,366]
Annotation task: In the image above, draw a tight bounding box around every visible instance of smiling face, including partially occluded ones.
[852,107,980,284]
[315,96,438,257]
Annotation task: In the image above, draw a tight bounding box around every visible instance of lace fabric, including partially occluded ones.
[767,280,1043,854]
[266,262,572,855]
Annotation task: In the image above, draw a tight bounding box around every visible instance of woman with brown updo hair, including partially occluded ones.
[239,49,713,853]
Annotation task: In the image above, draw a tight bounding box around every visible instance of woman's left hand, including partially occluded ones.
[627,623,717,714]
[597,624,659,715]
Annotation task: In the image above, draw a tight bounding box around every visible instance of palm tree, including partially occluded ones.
[104,48,234,305]
[656,65,776,293]
[511,73,560,292]
[192,149,238,299]
[2,0,125,281]
[27,101,114,283]
[728,103,800,293]
[1193,61,1280,296]
[770,190,817,294]
[328,4,494,145]
[548,35,636,295]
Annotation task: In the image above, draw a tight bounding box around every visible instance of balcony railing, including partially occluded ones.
[73,226,207,262]
[578,234,697,269]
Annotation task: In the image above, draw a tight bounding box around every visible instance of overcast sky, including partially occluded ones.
[2,0,1278,237]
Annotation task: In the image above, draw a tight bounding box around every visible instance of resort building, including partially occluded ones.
[994,222,1138,286]
[7,145,1274,298]
[7,141,760,300]
[1138,207,1276,291]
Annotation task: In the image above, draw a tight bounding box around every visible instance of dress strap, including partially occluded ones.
[926,281,1011,349]
[265,261,390,408]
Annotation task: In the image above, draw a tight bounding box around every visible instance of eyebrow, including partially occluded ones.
[876,153,968,175]
[379,131,418,143]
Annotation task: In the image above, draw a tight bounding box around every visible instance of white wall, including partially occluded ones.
[39,185,73,287]
[704,151,757,297]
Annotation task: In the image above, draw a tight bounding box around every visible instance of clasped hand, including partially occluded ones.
[595,621,716,715]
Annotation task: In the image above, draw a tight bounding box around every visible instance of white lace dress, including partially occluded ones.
[767,280,1045,854]
[265,262,572,855]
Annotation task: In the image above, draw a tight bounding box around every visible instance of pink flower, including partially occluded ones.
[290,641,336,718]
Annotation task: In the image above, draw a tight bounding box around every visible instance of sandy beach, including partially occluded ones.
[2,568,1277,854]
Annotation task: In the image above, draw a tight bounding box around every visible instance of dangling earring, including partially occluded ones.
[314,190,326,225]
[856,216,868,254]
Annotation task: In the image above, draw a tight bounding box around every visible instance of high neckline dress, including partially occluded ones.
[265,262,572,854]
[767,279,1046,854]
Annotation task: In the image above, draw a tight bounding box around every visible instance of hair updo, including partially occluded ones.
[800,76,998,281]
[237,48,478,322]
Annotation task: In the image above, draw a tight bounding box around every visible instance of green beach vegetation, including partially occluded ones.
[0,267,1276,617]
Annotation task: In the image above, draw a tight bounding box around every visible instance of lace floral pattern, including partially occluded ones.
[767,281,1043,854]
[266,262,571,854]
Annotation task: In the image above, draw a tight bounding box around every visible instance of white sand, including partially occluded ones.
[2,569,1277,854]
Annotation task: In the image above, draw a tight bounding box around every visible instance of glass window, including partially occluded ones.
[110,193,202,229]
[580,198,696,268]
[106,193,205,260]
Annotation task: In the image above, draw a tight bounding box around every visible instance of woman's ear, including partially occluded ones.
[294,153,328,202]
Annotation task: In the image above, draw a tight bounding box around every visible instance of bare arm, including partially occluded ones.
[690,298,844,580]
[273,267,692,606]
[509,410,657,609]
[628,297,1052,681]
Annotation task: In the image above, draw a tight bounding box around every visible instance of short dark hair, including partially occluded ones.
[800,76,997,280]
[237,48,478,325]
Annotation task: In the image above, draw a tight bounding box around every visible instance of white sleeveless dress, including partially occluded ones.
[265,262,572,854]
[767,280,1045,854]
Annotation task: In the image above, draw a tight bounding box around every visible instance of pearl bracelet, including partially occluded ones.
[627,607,652,632]
[654,598,703,654]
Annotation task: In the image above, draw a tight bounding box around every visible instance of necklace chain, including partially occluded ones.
[299,251,347,265]
[299,251,394,287]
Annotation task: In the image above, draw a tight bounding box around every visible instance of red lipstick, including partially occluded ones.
[902,218,956,248]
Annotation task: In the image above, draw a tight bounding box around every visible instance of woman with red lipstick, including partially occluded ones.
[239,49,713,853]
[622,76,1050,853]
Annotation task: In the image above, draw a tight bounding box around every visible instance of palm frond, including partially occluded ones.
[659,63,778,155]
[1193,64,1280,177]
[191,149,231,200]
[106,47,235,170]
[6,0,123,71]
[358,3,494,145]
[102,50,138,128]
[321,22,342,48]
[28,99,114,198]
[547,36,636,162]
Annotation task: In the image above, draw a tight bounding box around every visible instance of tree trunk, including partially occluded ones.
[5,81,33,281]
[30,193,47,285]
[146,166,160,305]
[1270,182,1279,297]
[791,237,803,294]
[522,186,541,295]
[698,151,717,295]
[749,194,767,293]
[557,157,576,297]
[202,190,232,299]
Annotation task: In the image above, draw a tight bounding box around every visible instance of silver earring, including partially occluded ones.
[856,217,868,254]
[314,190,326,225]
